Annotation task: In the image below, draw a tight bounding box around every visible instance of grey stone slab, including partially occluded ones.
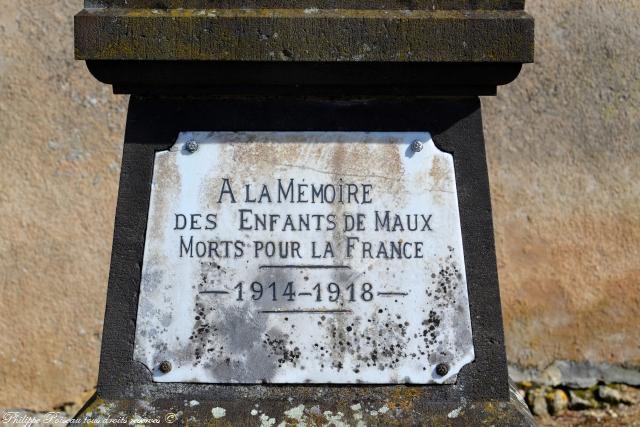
[74,8,533,62]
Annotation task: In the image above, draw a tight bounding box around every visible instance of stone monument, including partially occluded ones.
[74,0,535,424]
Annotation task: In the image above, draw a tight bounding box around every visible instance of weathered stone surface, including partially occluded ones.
[568,389,599,410]
[545,389,569,415]
[509,361,640,388]
[134,131,474,384]
[87,0,525,9]
[598,385,635,405]
[526,387,549,417]
[72,381,536,426]
[539,397,640,427]
[74,8,534,62]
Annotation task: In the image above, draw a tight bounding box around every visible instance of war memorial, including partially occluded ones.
[74,0,535,424]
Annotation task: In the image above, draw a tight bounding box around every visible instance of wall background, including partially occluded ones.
[0,0,638,411]
[483,1,639,385]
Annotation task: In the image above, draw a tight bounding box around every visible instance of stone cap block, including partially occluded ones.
[86,0,525,9]
[75,2,533,63]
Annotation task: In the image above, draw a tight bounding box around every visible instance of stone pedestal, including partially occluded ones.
[74,1,534,425]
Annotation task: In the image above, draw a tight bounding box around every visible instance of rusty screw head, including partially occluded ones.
[159,360,172,373]
[411,140,424,152]
[185,140,199,153]
[435,363,449,376]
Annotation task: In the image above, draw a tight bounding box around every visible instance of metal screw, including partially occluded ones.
[159,360,172,373]
[185,140,199,153]
[435,363,449,376]
[411,140,424,152]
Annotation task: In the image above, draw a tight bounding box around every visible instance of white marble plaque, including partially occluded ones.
[134,131,474,384]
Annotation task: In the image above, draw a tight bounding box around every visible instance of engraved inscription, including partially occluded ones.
[133,132,474,384]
